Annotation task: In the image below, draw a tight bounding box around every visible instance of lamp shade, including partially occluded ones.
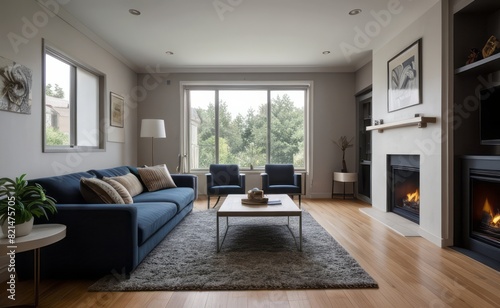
[140,119,166,138]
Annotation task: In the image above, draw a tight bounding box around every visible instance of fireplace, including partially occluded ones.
[457,156,500,269]
[471,176,500,247]
[387,155,420,224]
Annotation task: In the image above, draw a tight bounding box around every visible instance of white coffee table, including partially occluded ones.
[216,194,302,252]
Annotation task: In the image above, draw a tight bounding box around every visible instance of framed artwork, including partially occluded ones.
[0,56,32,114]
[110,92,124,128]
[387,39,422,112]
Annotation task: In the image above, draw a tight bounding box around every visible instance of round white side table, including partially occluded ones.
[0,224,66,307]
[332,172,357,199]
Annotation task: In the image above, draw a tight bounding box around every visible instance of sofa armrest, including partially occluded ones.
[26,204,139,278]
[171,174,198,200]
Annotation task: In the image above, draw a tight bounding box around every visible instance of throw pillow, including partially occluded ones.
[102,177,134,204]
[80,177,125,204]
[137,164,177,192]
[105,173,143,197]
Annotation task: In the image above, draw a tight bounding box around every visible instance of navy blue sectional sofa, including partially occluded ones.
[20,166,197,278]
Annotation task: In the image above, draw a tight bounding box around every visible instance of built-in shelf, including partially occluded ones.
[454,52,500,75]
[366,116,437,133]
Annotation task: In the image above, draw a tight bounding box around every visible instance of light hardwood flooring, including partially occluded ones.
[3,198,500,307]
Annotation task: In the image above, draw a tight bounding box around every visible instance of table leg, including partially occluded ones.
[299,214,302,252]
[34,248,40,307]
[216,215,219,252]
[332,179,334,199]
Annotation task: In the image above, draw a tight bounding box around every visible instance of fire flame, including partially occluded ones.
[482,198,500,227]
[406,189,420,202]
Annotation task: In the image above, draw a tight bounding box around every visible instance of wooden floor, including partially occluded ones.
[4,198,500,307]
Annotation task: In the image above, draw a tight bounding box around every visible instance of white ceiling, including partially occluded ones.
[49,0,440,73]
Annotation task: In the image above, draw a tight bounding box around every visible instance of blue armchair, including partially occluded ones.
[206,164,246,208]
[261,164,302,207]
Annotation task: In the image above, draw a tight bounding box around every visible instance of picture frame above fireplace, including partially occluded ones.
[387,39,422,112]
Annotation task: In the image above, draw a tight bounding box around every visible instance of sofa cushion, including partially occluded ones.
[134,202,177,245]
[89,166,131,178]
[102,178,133,204]
[80,178,125,204]
[132,187,194,213]
[137,164,177,191]
[28,172,94,204]
[104,173,143,197]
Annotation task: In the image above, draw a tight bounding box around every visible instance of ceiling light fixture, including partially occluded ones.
[322,51,331,55]
[129,9,141,16]
[165,51,174,55]
[349,9,362,16]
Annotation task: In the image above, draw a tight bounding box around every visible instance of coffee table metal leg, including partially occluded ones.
[216,214,219,252]
[299,214,302,251]
[217,216,230,252]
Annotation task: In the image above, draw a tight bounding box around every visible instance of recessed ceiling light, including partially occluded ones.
[322,51,331,55]
[349,9,362,15]
[129,9,141,16]
[165,51,174,55]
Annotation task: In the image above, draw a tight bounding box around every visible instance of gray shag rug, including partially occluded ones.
[89,210,377,291]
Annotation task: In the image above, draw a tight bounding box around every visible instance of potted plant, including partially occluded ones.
[0,174,57,237]
[333,136,354,172]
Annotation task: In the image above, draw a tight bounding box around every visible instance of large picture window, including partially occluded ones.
[185,84,308,170]
[43,41,105,152]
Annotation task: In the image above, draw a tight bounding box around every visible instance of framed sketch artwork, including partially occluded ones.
[387,39,422,112]
[110,92,124,128]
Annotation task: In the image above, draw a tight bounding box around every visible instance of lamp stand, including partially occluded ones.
[150,137,154,166]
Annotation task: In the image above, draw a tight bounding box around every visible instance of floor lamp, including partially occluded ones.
[140,119,166,165]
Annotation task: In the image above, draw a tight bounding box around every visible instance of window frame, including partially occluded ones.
[42,39,106,153]
[181,81,311,172]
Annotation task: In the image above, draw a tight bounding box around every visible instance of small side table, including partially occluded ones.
[0,224,66,307]
[332,172,357,199]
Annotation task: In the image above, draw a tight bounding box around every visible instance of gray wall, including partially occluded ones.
[137,72,356,198]
[0,1,138,179]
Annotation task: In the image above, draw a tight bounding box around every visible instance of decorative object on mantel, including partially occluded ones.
[482,35,500,59]
[366,115,437,133]
[388,39,422,112]
[0,174,57,237]
[0,55,32,114]
[466,48,481,65]
[332,136,354,172]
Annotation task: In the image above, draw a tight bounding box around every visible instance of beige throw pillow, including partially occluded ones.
[80,178,125,204]
[102,178,134,204]
[105,173,143,197]
[137,164,177,192]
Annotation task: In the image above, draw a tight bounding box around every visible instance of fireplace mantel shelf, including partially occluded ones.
[366,116,437,133]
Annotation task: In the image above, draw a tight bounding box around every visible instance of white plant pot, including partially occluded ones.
[1,217,34,238]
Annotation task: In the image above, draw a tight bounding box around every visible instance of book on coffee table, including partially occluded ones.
[241,198,282,205]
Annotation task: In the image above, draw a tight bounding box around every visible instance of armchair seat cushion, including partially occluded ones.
[208,185,246,195]
[265,185,301,194]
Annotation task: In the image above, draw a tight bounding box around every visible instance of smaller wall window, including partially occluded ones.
[43,40,105,152]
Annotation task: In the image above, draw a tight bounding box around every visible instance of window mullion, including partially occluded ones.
[215,90,219,163]
[69,65,77,148]
[267,90,271,164]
